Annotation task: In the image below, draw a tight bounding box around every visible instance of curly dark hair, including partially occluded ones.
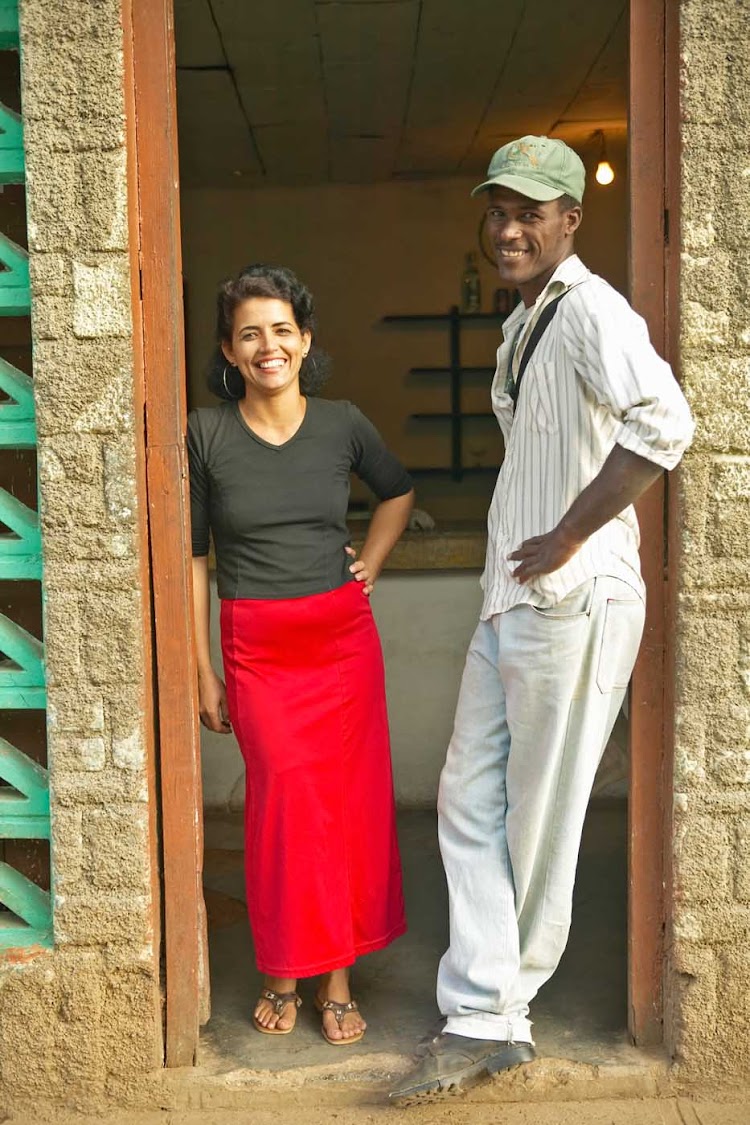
[207,263,331,399]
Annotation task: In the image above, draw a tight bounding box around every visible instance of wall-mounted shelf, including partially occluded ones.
[382,305,505,481]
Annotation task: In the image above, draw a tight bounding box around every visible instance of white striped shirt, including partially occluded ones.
[480,254,694,620]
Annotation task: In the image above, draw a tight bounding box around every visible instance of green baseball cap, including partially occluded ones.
[471,135,585,203]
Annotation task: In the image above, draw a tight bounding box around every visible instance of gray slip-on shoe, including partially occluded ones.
[389,1032,536,1103]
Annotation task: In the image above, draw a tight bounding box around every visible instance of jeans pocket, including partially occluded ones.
[595,596,645,693]
[530,578,596,619]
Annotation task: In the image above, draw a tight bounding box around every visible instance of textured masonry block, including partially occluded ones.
[42,589,82,685]
[108,695,149,772]
[680,902,750,945]
[23,150,77,251]
[52,769,148,808]
[47,692,105,736]
[681,356,750,454]
[72,256,132,339]
[706,705,750,786]
[54,892,151,947]
[37,433,105,488]
[681,42,748,128]
[82,589,144,686]
[75,150,129,252]
[717,944,750,1033]
[28,252,72,297]
[681,248,741,328]
[673,811,731,903]
[19,115,126,156]
[682,301,731,350]
[667,943,719,1055]
[50,806,83,888]
[102,437,138,524]
[44,557,142,597]
[734,820,750,902]
[99,968,163,1076]
[0,955,109,1100]
[20,36,125,127]
[675,612,738,703]
[49,733,107,773]
[38,479,109,533]
[36,525,138,566]
[31,338,136,436]
[707,459,750,559]
[83,808,149,891]
[30,294,72,341]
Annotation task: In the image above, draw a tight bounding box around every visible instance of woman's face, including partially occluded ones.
[222,297,312,397]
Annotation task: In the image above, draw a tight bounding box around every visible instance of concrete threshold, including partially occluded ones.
[152,1045,670,1113]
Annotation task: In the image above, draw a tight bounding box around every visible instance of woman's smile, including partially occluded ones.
[223,296,311,396]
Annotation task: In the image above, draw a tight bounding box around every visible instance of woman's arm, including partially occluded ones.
[192,555,231,733]
[348,490,415,595]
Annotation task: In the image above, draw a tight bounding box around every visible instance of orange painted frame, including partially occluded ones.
[124,0,207,1067]
[628,0,680,1047]
[122,0,681,1068]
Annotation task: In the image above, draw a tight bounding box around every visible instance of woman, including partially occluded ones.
[188,264,414,1046]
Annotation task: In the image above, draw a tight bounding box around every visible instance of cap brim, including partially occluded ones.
[470,172,565,201]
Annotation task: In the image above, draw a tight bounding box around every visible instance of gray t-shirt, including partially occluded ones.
[187,398,413,600]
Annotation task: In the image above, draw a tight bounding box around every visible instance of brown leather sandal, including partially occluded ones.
[253,988,302,1036]
[314,994,365,1046]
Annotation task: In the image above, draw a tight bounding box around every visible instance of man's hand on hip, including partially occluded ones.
[508,525,583,583]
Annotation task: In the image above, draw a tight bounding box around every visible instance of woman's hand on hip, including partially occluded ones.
[198,667,232,733]
[345,545,377,596]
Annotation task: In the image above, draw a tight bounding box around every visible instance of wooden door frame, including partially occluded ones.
[124,0,206,1067]
[628,0,680,1047]
[124,0,680,1066]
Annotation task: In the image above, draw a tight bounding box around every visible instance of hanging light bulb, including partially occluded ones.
[592,130,615,186]
[595,160,615,185]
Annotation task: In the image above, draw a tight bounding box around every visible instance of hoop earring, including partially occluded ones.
[222,365,234,396]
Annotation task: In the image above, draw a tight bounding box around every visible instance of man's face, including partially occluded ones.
[485,186,582,300]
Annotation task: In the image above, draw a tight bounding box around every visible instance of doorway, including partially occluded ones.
[128,0,676,1069]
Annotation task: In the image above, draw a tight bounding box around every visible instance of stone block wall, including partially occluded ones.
[0,0,162,1111]
[668,0,750,1089]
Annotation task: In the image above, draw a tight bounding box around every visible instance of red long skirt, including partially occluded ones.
[220,580,406,978]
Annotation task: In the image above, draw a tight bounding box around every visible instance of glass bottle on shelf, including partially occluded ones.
[461,251,481,313]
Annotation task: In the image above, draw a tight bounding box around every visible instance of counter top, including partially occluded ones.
[350,521,486,571]
[207,524,487,574]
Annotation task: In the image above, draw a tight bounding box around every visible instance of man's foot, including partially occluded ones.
[315,967,367,1044]
[253,976,301,1034]
[389,1032,536,1102]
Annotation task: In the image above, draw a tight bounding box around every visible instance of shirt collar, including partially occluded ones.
[500,253,589,335]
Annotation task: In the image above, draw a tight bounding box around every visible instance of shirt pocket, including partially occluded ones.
[522,360,559,434]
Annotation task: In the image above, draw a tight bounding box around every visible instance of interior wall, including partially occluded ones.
[180,141,627,524]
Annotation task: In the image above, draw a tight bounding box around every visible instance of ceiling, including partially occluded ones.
[174,0,627,189]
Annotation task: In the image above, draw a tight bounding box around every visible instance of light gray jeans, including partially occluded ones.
[437,575,645,1044]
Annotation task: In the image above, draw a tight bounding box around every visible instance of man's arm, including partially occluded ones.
[508,443,662,583]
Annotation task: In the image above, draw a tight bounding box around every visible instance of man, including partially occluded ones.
[391,136,694,1101]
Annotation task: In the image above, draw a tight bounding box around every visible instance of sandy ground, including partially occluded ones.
[5,1099,750,1125]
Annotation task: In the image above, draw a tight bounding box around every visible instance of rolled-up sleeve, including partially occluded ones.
[563,286,695,470]
[348,403,413,499]
[186,411,210,556]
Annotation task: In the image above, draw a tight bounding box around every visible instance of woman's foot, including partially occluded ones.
[316,967,367,1044]
[253,976,300,1034]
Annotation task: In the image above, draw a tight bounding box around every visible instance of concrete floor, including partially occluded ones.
[199,801,644,1075]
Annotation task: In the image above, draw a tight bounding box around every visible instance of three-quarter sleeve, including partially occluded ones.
[347,403,413,500]
[186,410,210,556]
[562,285,695,470]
